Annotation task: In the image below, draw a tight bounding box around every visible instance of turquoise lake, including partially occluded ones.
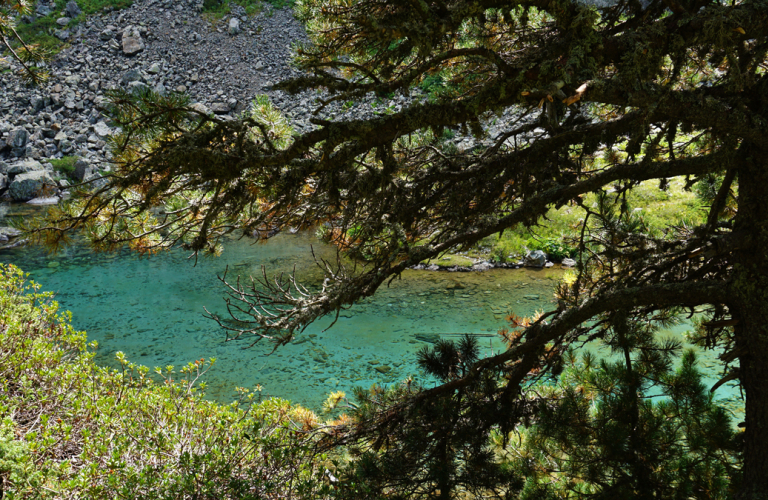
[0,204,743,419]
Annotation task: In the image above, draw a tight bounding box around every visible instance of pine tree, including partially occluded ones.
[30,0,768,495]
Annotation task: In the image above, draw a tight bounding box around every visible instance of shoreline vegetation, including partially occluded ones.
[0,263,335,499]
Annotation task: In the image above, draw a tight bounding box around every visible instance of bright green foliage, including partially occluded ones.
[0,264,332,499]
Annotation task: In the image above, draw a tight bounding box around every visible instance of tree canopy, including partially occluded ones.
[32,0,768,496]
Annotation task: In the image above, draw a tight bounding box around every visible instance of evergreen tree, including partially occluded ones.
[30,0,768,495]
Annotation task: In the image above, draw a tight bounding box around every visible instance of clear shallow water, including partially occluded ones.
[0,204,743,420]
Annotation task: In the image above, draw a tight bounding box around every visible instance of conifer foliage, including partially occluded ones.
[32,0,768,495]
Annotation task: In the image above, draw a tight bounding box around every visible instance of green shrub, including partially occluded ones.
[0,264,333,499]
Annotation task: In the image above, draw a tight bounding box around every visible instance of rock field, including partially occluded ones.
[0,0,357,203]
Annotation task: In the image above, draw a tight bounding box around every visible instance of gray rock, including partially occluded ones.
[8,170,56,201]
[0,161,7,174]
[65,1,81,18]
[189,102,211,116]
[59,140,75,154]
[73,159,92,181]
[228,17,241,35]
[120,69,144,86]
[93,121,112,138]
[99,29,113,41]
[210,102,230,114]
[54,29,71,41]
[561,257,577,267]
[472,261,493,271]
[7,159,44,175]
[36,3,53,16]
[0,174,7,191]
[65,75,81,85]
[147,62,162,74]
[122,27,145,56]
[56,17,71,27]
[524,250,547,268]
[127,81,150,94]
[83,171,109,189]
[6,128,29,153]
[30,96,45,113]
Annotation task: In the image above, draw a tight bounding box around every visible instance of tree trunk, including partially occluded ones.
[733,145,768,499]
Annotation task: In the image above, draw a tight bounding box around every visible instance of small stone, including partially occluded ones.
[561,257,577,267]
[175,85,187,93]
[147,62,161,74]
[375,365,392,374]
[93,121,112,138]
[65,1,81,18]
[122,27,145,56]
[210,102,230,114]
[56,17,71,27]
[228,17,241,35]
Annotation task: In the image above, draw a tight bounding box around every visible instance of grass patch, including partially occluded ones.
[12,0,133,55]
[202,0,294,18]
[422,254,476,267]
[48,155,78,178]
[482,177,705,263]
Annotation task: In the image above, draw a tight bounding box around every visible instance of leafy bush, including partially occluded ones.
[0,264,332,499]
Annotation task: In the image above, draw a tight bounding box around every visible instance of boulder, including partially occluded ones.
[56,17,71,27]
[6,159,44,175]
[6,128,29,156]
[524,250,547,268]
[73,159,92,181]
[122,27,145,56]
[65,1,81,18]
[8,170,55,201]
[561,257,577,267]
